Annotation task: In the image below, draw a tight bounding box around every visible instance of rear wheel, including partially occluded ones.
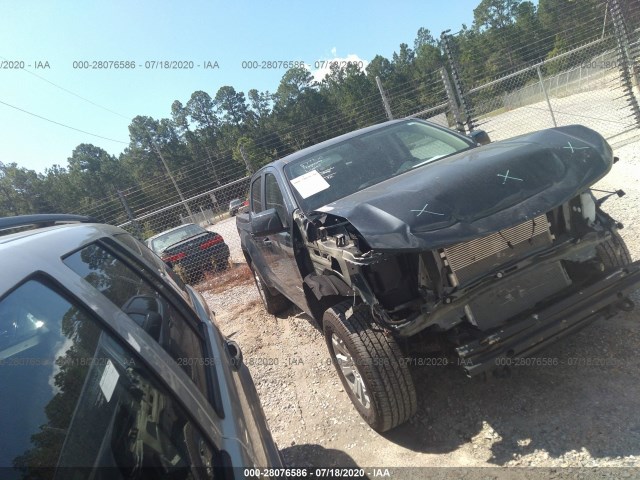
[323,301,417,432]
[251,265,290,315]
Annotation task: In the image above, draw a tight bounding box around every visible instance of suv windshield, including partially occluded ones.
[283,120,473,212]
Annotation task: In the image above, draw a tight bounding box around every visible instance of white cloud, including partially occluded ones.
[331,47,337,56]
[310,53,369,83]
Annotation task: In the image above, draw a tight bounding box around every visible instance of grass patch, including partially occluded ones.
[197,262,253,294]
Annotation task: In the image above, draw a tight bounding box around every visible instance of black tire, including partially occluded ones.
[323,301,417,432]
[251,264,290,315]
[597,228,631,268]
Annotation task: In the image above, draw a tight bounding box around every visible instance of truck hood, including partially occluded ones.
[315,125,613,251]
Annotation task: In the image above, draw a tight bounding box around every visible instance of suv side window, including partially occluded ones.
[0,279,217,475]
[63,243,209,398]
[112,232,190,301]
[265,173,287,226]
[251,176,263,213]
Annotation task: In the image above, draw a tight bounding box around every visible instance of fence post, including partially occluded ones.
[440,31,475,133]
[144,121,193,219]
[536,65,558,127]
[578,65,583,89]
[375,76,394,120]
[610,0,640,127]
[440,67,465,133]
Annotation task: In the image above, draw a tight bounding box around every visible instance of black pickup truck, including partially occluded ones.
[236,118,640,432]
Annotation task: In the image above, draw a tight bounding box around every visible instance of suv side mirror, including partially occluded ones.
[469,130,491,145]
[251,208,285,236]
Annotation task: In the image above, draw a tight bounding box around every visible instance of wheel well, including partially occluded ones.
[303,284,348,325]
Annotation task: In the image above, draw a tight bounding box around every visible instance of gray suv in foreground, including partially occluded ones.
[0,215,282,479]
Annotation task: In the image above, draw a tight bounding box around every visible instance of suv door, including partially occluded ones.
[0,278,222,476]
[62,233,282,468]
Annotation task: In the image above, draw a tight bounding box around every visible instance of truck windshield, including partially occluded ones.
[283,120,472,212]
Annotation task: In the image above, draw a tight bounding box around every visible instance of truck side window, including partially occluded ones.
[265,173,287,226]
[251,176,263,213]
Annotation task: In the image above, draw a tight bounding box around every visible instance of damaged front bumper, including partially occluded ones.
[456,261,640,377]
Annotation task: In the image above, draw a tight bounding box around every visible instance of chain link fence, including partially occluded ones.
[464,36,636,143]
[75,153,252,285]
[442,0,640,146]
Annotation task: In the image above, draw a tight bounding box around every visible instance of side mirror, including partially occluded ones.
[251,208,285,236]
[469,130,491,146]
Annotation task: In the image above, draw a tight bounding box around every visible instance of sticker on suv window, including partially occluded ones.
[99,359,119,402]
[290,170,330,199]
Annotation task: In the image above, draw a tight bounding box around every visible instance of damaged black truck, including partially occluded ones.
[236,119,640,432]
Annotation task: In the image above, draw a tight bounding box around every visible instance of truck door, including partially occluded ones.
[259,170,308,310]
[248,173,278,284]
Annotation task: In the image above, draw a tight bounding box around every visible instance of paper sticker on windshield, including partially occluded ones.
[290,170,330,199]
[99,359,119,402]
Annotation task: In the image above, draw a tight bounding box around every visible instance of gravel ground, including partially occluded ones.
[197,137,640,478]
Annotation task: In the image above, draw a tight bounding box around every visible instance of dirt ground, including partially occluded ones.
[198,136,640,478]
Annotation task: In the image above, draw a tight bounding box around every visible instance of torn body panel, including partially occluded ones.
[304,194,634,341]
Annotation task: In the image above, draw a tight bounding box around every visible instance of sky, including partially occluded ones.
[0,0,480,173]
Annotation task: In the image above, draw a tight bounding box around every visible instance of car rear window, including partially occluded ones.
[150,224,204,253]
[63,243,209,399]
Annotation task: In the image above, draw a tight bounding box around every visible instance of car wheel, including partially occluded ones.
[251,265,290,315]
[323,301,417,432]
[597,228,631,268]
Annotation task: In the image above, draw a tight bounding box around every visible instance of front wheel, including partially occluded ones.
[597,228,631,268]
[323,302,417,432]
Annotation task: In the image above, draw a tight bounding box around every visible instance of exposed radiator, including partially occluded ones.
[443,214,552,286]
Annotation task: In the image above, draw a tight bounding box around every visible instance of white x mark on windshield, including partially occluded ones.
[563,141,590,153]
[497,169,523,184]
[411,203,445,217]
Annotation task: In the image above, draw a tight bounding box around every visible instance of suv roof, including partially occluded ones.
[0,213,95,231]
[0,221,127,289]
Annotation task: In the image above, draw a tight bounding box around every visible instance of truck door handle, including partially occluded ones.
[262,237,272,246]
